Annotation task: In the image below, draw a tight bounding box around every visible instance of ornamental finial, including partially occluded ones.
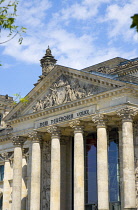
[40,46,57,76]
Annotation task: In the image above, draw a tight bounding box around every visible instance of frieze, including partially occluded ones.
[33,75,109,112]
[35,105,96,128]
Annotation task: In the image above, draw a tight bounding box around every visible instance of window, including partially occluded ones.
[85,133,98,209]
[0,165,4,181]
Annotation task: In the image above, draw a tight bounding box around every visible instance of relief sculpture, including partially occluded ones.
[33,75,107,112]
[42,141,51,210]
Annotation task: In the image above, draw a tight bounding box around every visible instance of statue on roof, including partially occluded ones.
[40,46,57,76]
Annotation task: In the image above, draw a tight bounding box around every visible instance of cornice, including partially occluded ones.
[5,86,138,126]
[4,63,138,123]
[0,134,12,142]
[111,60,138,76]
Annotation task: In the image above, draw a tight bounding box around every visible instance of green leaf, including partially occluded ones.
[130,14,138,32]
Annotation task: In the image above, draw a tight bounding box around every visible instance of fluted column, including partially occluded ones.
[92,114,109,210]
[47,126,61,210]
[117,124,124,210]
[117,107,138,209]
[21,149,28,210]
[2,152,12,210]
[12,136,26,210]
[70,120,84,210]
[29,132,42,210]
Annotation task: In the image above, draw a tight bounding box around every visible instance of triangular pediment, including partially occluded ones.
[32,74,112,113]
[4,65,126,121]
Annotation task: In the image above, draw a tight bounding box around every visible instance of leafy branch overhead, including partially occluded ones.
[0,0,26,44]
[13,93,29,105]
[130,14,138,32]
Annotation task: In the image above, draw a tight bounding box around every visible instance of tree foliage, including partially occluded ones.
[130,14,138,32]
[13,93,29,105]
[0,0,26,45]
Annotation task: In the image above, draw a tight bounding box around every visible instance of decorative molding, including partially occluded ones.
[46,126,60,138]
[69,119,83,133]
[32,75,110,112]
[92,114,107,127]
[12,136,27,147]
[28,131,42,143]
[116,106,138,122]
[0,152,13,162]
[6,87,137,125]
[0,133,12,142]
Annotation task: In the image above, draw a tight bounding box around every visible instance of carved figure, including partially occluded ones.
[33,75,108,112]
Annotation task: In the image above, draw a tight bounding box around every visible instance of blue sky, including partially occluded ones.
[0,0,138,99]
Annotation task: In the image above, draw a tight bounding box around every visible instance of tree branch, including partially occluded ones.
[0,31,18,44]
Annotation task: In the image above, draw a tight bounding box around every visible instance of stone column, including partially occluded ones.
[47,126,61,210]
[92,114,109,210]
[21,149,28,210]
[117,107,138,209]
[29,132,42,210]
[70,120,84,210]
[12,136,26,210]
[118,124,124,210]
[2,152,11,210]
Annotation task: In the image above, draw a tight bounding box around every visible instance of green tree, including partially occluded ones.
[130,14,138,32]
[0,0,26,45]
[13,93,29,104]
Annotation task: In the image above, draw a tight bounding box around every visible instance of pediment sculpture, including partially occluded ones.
[33,75,108,112]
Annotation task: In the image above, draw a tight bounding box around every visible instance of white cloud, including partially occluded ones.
[60,0,110,21]
[101,0,138,41]
[1,0,138,71]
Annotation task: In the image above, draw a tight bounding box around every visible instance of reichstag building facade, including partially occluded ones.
[0,47,138,210]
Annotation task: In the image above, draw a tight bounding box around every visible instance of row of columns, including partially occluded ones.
[2,106,137,210]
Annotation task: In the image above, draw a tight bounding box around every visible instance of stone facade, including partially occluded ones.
[0,48,138,210]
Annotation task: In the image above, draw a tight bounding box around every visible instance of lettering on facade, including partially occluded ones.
[77,110,90,117]
[38,109,91,128]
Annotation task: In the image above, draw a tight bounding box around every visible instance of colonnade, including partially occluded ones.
[1,106,137,210]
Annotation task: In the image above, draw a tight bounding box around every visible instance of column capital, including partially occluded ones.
[47,126,60,138]
[28,131,42,143]
[92,114,107,127]
[0,152,13,162]
[116,106,138,122]
[69,120,83,133]
[12,136,26,147]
